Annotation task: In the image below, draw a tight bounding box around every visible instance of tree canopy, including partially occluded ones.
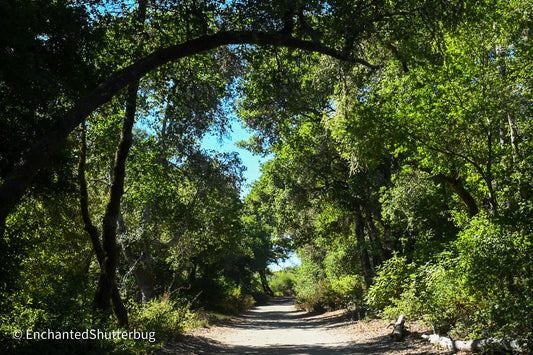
[1,0,532,353]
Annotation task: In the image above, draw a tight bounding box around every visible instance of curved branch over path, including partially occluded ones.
[0,31,377,224]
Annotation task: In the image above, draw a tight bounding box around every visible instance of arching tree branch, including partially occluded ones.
[0,31,379,225]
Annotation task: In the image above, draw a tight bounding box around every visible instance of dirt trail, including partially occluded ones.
[160,297,454,354]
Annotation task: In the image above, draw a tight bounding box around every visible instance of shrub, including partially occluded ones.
[128,295,188,345]
[214,285,255,314]
[379,259,479,335]
[451,215,533,338]
[366,254,415,313]
[269,270,296,296]
[0,304,49,353]
[330,274,365,310]
[294,278,340,312]
[367,215,533,340]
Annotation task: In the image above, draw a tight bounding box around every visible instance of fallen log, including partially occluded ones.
[390,315,406,341]
[422,333,529,353]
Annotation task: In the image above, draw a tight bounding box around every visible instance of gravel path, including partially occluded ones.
[160,297,456,354]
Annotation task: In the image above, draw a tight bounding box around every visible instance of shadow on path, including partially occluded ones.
[163,334,441,355]
[159,297,447,355]
[227,297,353,331]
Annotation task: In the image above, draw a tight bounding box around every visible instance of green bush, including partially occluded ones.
[452,215,533,338]
[367,215,533,339]
[269,270,296,296]
[128,295,188,345]
[290,245,366,313]
[213,285,256,314]
[366,254,415,313]
[330,274,365,309]
[0,304,48,353]
[294,278,341,312]
[379,259,478,335]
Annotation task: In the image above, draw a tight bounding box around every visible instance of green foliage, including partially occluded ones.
[369,215,533,338]
[329,275,366,310]
[380,260,476,336]
[292,246,332,312]
[366,255,415,313]
[452,215,533,337]
[1,0,533,348]
[269,270,296,296]
[380,169,457,259]
[294,278,339,313]
[220,286,256,314]
[292,245,365,312]
[196,277,257,314]
[0,0,102,176]
[128,295,189,345]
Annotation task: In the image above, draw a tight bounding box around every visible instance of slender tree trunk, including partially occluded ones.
[495,45,520,165]
[383,224,396,256]
[259,270,274,296]
[435,173,479,218]
[121,242,156,304]
[93,82,138,324]
[364,211,384,267]
[118,211,155,304]
[484,118,499,215]
[373,212,393,260]
[78,123,103,260]
[189,262,197,283]
[354,206,372,287]
[78,122,129,326]
[93,0,148,324]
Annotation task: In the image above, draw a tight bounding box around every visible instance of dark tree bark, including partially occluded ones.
[390,314,406,341]
[93,0,148,324]
[78,123,103,260]
[435,173,479,218]
[259,270,274,296]
[77,122,129,326]
[373,212,394,260]
[364,211,384,267]
[0,31,377,226]
[354,205,372,287]
[189,262,197,283]
[93,82,138,325]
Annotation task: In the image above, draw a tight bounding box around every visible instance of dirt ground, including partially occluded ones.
[159,297,459,354]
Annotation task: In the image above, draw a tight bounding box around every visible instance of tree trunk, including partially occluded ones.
[93,82,138,325]
[121,242,155,304]
[118,211,155,304]
[435,173,479,218]
[0,31,377,225]
[259,270,274,296]
[93,0,149,324]
[354,206,372,287]
[77,122,128,326]
[189,262,197,284]
[364,212,384,267]
[78,123,103,260]
[422,334,526,353]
